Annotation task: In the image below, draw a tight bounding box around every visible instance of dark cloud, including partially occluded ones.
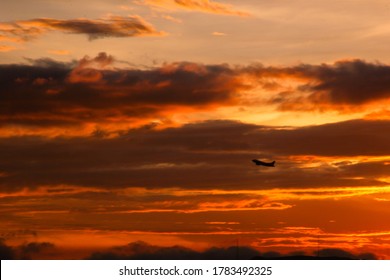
[338,161,390,179]
[0,16,163,42]
[0,239,14,260]
[0,119,389,191]
[88,241,376,260]
[0,241,57,260]
[88,241,260,260]
[20,242,54,254]
[0,55,242,129]
[254,249,376,260]
[19,242,55,259]
[2,58,390,133]
[0,239,378,260]
[1,56,390,191]
[315,248,374,260]
[308,60,390,105]
[253,119,390,156]
[0,230,38,240]
[266,59,390,110]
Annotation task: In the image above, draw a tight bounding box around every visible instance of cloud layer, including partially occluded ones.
[0,54,244,135]
[268,60,390,110]
[1,239,376,260]
[88,241,259,260]
[2,55,390,259]
[1,55,390,192]
[1,119,389,191]
[144,0,249,16]
[2,56,390,137]
[0,16,163,43]
[89,241,375,260]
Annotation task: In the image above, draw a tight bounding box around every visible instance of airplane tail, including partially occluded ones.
[271,161,275,166]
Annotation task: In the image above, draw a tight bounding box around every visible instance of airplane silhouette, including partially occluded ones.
[252,159,276,167]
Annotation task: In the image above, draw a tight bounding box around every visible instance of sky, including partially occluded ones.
[1,0,390,260]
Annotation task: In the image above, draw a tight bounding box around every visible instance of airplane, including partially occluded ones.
[252,159,276,167]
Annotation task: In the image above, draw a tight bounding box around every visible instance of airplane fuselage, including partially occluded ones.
[252,159,275,167]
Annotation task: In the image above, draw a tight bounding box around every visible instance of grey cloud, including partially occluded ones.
[0,16,163,42]
[88,241,260,260]
[19,242,55,259]
[0,119,389,191]
[309,60,390,104]
[0,239,14,259]
[0,57,240,129]
[88,241,376,260]
[267,60,390,110]
[3,58,390,131]
[0,240,55,260]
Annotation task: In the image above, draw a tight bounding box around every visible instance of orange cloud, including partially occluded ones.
[3,181,390,259]
[0,45,17,52]
[161,15,183,23]
[48,49,71,55]
[144,0,250,16]
[3,55,390,261]
[3,56,390,138]
[67,52,115,83]
[0,15,164,43]
[0,22,45,42]
[365,109,390,120]
[212,31,226,36]
[0,34,18,42]
[265,60,390,112]
[0,54,246,137]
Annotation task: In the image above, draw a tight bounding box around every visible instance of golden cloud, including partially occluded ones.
[0,15,164,43]
[144,0,250,16]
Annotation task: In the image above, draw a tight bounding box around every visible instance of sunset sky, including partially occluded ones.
[1,0,390,260]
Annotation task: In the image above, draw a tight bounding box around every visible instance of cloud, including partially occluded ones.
[308,60,390,105]
[263,59,390,111]
[0,239,14,259]
[88,241,259,259]
[0,22,45,42]
[2,56,390,192]
[0,240,56,260]
[0,55,244,136]
[161,15,183,23]
[0,45,17,52]
[88,241,376,260]
[0,238,379,259]
[121,119,390,157]
[0,119,389,191]
[143,0,249,16]
[48,50,71,56]
[19,242,55,259]
[253,119,390,156]
[68,52,115,83]
[3,56,390,137]
[314,248,376,260]
[254,249,376,260]
[0,16,163,43]
[0,230,38,240]
[212,31,226,36]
